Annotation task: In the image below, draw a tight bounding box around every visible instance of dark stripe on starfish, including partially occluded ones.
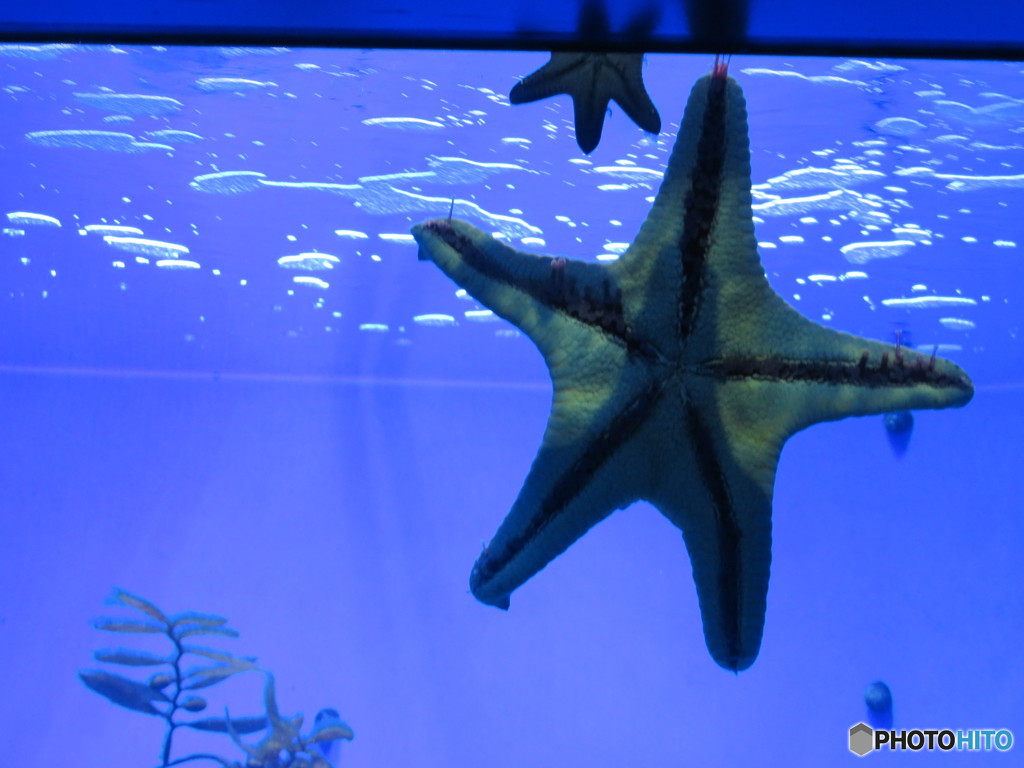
[686,400,743,669]
[423,219,635,345]
[678,71,728,341]
[473,375,670,586]
[702,354,973,390]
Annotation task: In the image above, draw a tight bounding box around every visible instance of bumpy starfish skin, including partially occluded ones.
[412,71,973,671]
[510,52,661,154]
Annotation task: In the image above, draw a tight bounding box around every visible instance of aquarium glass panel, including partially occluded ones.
[0,45,1019,766]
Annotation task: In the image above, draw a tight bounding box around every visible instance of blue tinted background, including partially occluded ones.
[0,47,1019,765]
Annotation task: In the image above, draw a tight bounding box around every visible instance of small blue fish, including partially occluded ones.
[883,327,916,456]
[865,680,894,730]
[884,410,914,456]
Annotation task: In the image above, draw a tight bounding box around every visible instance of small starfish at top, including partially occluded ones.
[509,0,661,154]
[413,62,973,672]
[510,52,661,154]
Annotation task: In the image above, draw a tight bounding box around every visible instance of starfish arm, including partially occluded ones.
[653,479,771,673]
[413,217,670,607]
[603,386,768,673]
[711,317,974,446]
[509,53,584,105]
[612,72,769,350]
[570,94,612,157]
[470,362,660,608]
[604,54,662,136]
[669,453,771,674]
[412,218,631,358]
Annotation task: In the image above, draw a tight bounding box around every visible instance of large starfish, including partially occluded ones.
[411,64,973,671]
[510,52,661,154]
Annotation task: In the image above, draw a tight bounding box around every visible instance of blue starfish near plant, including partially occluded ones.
[79,588,354,767]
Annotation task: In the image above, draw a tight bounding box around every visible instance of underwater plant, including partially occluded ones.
[79,587,354,767]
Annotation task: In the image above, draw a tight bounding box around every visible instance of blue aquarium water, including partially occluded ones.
[0,45,1020,766]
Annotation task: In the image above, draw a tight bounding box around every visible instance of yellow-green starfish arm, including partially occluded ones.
[411,219,634,364]
[468,374,654,610]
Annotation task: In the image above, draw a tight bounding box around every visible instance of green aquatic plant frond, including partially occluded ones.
[94,647,171,666]
[183,715,269,734]
[179,695,208,712]
[181,662,258,691]
[183,644,258,665]
[175,624,241,640]
[262,674,286,724]
[225,708,264,761]
[79,668,170,715]
[169,610,229,628]
[148,672,176,690]
[82,588,353,768]
[106,587,170,625]
[93,616,165,633]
